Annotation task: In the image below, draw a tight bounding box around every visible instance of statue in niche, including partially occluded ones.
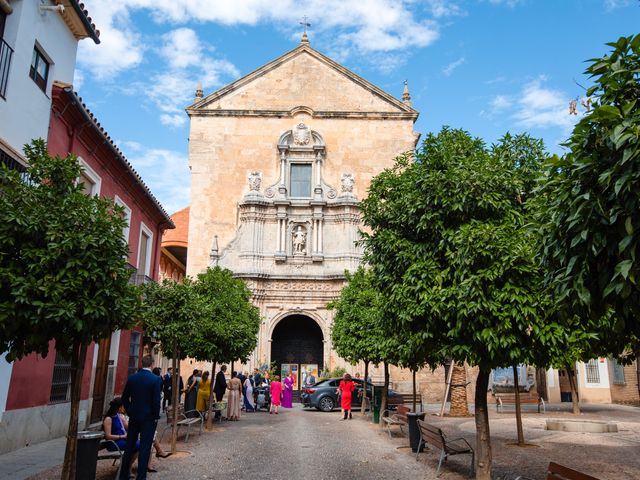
[248,171,262,191]
[292,225,307,255]
[341,173,355,193]
[293,123,311,145]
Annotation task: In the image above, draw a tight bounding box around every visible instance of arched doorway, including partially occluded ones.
[271,315,323,392]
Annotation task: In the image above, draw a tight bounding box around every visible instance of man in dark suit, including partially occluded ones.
[213,365,227,418]
[120,355,162,480]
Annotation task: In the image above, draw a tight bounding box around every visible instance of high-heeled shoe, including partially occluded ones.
[156,452,171,458]
[147,467,158,472]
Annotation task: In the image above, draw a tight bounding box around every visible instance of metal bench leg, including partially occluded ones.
[436,450,446,477]
[415,438,423,461]
[185,423,191,442]
[115,457,122,480]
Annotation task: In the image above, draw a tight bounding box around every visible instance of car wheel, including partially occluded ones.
[318,396,335,412]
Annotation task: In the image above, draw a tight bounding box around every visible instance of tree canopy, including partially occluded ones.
[359,128,566,479]
[0,140,140,360]
[538,34,640,354]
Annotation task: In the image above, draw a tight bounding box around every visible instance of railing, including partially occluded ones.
[0,37,14,100]
[126,264,154,285]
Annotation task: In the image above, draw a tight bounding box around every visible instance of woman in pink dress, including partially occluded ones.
[282,372,294,408]
[269,376,283,414]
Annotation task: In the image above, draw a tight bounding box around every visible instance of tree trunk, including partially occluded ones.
[170,341,179,454]
[635,353,640,404]
[61,339,88,480]
[474,366,492,480]
[412,369,417,412]
[206,361,217,430]
[513,365,524,445]
[566,364,581,415]
[450,363,470,416]
[361,360,369,416]
[535,367,548,401]
[379,362,390,430]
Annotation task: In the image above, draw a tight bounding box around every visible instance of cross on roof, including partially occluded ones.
[300,16,311,34]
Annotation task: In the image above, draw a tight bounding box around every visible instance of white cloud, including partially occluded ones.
[123,144,191,215]
[425,0,465,18]
[79,0,441,79]
[513,76,576,130]
[487,0,525,6]
[491,94,513,111]
[604,0,633,10]
[443,57,465,76]
[73,69,84,90]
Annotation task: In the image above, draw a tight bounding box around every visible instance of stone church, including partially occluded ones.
[184,33,434,392]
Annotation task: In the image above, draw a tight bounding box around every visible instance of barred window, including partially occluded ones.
[49,351,72,403]
[127,332,141,377]
[612,359,625,385]
[585,359,600,384]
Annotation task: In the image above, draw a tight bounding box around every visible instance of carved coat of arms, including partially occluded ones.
[293,123,311,145]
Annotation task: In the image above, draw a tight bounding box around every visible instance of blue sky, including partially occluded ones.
[75,0,639,215]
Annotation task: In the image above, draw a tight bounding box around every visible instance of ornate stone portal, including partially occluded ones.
[185,37,419,379]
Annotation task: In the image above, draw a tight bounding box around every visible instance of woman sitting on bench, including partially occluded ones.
[103,397,170,474]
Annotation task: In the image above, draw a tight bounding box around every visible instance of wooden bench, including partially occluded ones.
[381,405,411,438]
[394,393,424,412]
[97,439,124,479]
[415,420,474,477]
[160,405,204,442]
[515,462,601,480]
[495,392,545,413]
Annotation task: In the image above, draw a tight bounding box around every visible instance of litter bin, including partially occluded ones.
[76,431,104,480]
[372,403,381,424]
[407,412,426,452]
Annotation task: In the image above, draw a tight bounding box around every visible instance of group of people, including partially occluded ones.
[102,358,347,479]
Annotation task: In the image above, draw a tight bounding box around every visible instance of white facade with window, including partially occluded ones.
[0,1,79,161]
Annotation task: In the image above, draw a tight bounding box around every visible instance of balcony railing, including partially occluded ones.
[0,37,14,100]
[126,264,154,285]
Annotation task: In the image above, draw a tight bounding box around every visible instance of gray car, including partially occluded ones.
[300,377,401,412]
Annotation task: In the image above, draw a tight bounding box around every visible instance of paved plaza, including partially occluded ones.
[0,403,637,480]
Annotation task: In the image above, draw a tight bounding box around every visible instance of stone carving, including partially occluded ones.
[292,225,307,255]
[340,173,354,193]
[326,188,337,199]
[293,122,311,145]
[264,187,275,198]
[248,171,262,191]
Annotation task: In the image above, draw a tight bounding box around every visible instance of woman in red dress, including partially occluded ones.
[337,373,355,420]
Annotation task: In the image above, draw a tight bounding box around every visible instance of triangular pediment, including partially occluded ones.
[187,43,417,118]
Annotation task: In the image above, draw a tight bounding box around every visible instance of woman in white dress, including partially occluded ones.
[243,375,255,412]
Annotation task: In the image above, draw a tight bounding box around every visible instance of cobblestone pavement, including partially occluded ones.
[16,403,640,480]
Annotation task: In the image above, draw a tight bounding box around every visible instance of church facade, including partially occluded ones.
[185,35,419,385]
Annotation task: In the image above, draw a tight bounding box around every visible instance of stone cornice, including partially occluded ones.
[187,109,418,121]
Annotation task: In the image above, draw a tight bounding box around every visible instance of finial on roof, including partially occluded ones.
[195,81,203,100]
[209,235,219,266]
[402,80,412,106]
[300,16,311,45]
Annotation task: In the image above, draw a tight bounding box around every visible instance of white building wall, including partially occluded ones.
[0,0,79,155]
[0,355,12,421]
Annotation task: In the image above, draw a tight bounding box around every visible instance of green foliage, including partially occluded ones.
[141,277,206,359]
[0,140,140,360]
[360,128,564,370]
[538,34,640,351]
[191,267,261,364]
[328,366,347,378]
[329,267,388,365]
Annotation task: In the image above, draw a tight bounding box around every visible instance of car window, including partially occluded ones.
[328,380,339,387]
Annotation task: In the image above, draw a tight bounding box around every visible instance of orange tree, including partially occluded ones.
[359,129,571,479]
[0,140,140,480]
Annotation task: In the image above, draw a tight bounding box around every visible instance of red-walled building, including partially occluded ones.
[0,82,174,453]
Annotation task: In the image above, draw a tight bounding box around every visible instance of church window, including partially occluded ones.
[290,163,312,198]
[30,44,50,92]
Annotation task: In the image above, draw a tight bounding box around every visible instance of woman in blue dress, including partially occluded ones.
[103,397,139,475]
